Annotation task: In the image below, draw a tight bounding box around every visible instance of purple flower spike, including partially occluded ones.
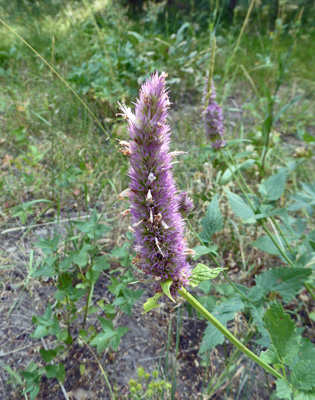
[203,80,226,149]
[118,72,191,296]
[177,191,194,215]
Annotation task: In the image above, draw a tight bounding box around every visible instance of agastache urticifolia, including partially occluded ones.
[116,72,286,383]
[203,80,226,149]
[117,71,191,296]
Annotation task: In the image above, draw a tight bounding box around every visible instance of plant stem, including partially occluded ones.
[82,283,94,329]
[178,287,284,381]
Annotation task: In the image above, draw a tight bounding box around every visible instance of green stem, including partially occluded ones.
[305,282,315,302]
[82,283,94,329]
[178,287,284,381]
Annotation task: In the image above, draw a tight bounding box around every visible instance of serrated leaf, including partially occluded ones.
[199,296,244,353]
[189,263,226,288]
[39,348,56,363]
[227,191,255,222]
[161,279,175,302]
[200,194,223,243]
[255,267,311,302]
[275,379,293,399]
[143,293,164,313]
[259,169,288,201]
[295,392,315,400]
[263,303,300,364]
[292,360,315,391]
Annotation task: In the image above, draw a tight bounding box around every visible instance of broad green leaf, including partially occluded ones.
[192,245,218,260]
[161,279,175,302]
[292,360,315,391]
[263,303,299,364]
[98,316,114,332]
[110,327,129,351]
[143,294,164,313]
[90,331,115,354]
[39,349,56,363]
[200,195,223,243]
[275,379,293,399]
[199,296,244,353]
[252,235,286,256]
[92,256,111,271]
[295,391,315,400]
[255,267,311,302]
[189,263,226,288]
[259,169,288,201]
[227,191,255,222]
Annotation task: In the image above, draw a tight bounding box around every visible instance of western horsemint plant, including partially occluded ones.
[202,80,226,149]
[117,71,286,384]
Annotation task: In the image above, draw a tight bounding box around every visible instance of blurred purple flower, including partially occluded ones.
[203,80,226,149]
[177,191,193,215]
[118,71,191,295]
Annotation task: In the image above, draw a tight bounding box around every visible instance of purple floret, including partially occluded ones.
[203,80,226,149]
[118,71,191,295]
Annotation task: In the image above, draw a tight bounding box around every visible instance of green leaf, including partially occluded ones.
[92,256,111,271]
[39,349,56,363]
[263,302,300,364]
[143,293,164,313]
[32,325,49,339]
[110,327,129,351]
[220,159,256,185]
[275,379,293,399]
[227,191,255,222]
[295,392,315,400]
[255,267,312,302]
[54,290,66,301]
[192,245,218,260]
[199,296,244,353]
[98,316,114,333]
[189,263,226,288]
[259,169,288,201]
[200,194,223,243]
[252,235,286,256]
[161,279,175,302]
[274,95,302,123]
[292,360,315,391]
[90,331,115,354]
